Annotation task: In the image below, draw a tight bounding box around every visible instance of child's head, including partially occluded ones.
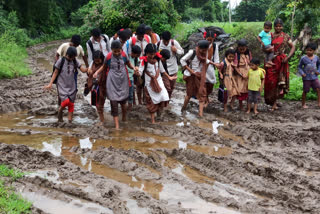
[93,50,104,65]
[118,30,129,45]
[160,49,171,62]
[144,44,157,64]
[125,28,133,37]
[111,40,122,57]
[71,35,81,47]
[131,45,142,58]
[136,24,146,41]
[145,26,152,35]
[274,18,284,33]
[237,39,248,54]
[305,42,317,56]
[66,47,77,61]
[250,58,260,70]
[205,31,216,43]
[225,48,236,62]
[197,40,210,55]
[91,28,102,42]
[264,21,272,33]
[162,31,172,46]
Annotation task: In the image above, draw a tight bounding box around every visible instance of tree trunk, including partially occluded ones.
[291,0,297,38]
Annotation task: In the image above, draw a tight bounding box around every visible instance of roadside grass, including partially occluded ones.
[0,165,32,214]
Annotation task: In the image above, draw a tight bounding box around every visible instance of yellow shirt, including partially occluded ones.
[248,68,265,91]
[56,43,85,59]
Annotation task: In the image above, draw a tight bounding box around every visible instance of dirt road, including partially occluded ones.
[0,41,319,214]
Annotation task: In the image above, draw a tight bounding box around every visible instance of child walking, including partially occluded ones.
[95,41,137,129]
[257,21,275,67]
[137,44,169,124]
[87,50,106,124]
[246,58,265,114]
[44,47,88,123]
[219,49,240,112]
[128,45,142,110]
[233,39,252,110]
[180,40,218,117]
[298,42,320,108]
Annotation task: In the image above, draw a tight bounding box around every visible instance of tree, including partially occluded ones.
[233,0,272,22]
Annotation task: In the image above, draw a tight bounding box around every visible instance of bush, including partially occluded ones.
[0,33,31,79]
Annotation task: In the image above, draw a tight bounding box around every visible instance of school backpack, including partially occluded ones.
[91,80,99,106]
[218,59,227,103]
[182,50,196,74]
[87,35,108,59]
[156,39,175,51]
[131,35,150,46]
[52,57,78,86]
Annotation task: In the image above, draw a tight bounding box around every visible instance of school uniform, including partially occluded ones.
[139,60,169,113]
[56,43,85,59]
[158,39,184,98]
[87,35,111,65]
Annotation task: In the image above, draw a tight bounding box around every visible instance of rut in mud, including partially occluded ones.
[0,40,320,214]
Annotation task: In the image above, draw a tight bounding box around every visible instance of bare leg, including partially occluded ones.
[181,95,191,112]
[230,97,236,110]
[57,107,64,122]
[114,116,120,129]
[254,103,259,114]
[317,89,320,107]
[224,103,228,112]
[246,103,251,114]
[137,86,142,105]
[302,92,307,108]
[239,100,243,110]
[121,104,127,122]
[68,112,73,123]
[151,113,156,124]
[199,101,204,117]
[271,101,277,111]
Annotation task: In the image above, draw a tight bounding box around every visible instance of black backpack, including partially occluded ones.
[87,35,108,59]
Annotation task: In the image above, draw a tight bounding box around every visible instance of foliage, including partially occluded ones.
[233,0,272,22]
[0,165,24,181]
[266,0,320,36]
[0,33,31,79]
[73,0,180,41]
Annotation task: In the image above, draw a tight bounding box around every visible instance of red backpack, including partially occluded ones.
[131,34,150,46]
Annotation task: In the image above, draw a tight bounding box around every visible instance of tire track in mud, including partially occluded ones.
[0,40,320,213]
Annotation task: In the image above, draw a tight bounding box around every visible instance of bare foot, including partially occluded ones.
[254,111,259,115]
[302,105,308,109]
[246,110,250,114]
[224,108,228,112]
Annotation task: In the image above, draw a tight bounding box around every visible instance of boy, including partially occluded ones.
[160,49,177,101]
[131,24,151,56]
[257,21,274,67]
[145,26,160,44]
[94,41,138,129]
[157,31,184,99]
[44,47,88,123]
[298,42,320,108]
[128,45,142,110]
[87,28,111,65]
[247,58,265,115]
[180,40,218,117]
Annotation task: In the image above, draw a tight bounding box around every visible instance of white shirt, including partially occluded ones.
[87,34,111,65]
[139,61,169,104]
[180,50,210,77]
[206,43,220,84]
[158,40,184,75]
[131,35,151,56]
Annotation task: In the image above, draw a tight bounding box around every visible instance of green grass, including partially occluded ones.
[0,165,31,213]
[173,21,264,43]
[0,33,32,79]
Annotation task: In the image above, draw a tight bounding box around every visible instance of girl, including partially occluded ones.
[233,39,252,110]
[205,31,220,107]
[219,49,239,112]
[87,50,106,125]
[264,18,295,111]
[44,47,88,123]
[136,44,169,124]
[95,40,137,129]
[180,40,218,117]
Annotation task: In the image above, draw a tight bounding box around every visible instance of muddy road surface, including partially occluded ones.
[0,40,319,214]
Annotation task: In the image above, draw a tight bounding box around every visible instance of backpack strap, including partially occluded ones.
[101,35,108,45]
[121,51,128,64]
[144,34,150,43]
[87,40,94,59]
[73,59,79,89]
[157,41,161,50]
[189,50,196,69]
[105,52,113,75]
[126,40,130,55]
[132,36,137,46]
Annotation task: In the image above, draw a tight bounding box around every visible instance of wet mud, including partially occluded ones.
[0,40,320,213]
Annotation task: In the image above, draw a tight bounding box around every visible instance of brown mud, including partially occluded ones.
[0,40,320,213]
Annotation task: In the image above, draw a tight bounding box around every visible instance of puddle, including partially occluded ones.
[21,190,113,214]
[37,57,53,72]
[125,199,149,214]
[159,182,240,214]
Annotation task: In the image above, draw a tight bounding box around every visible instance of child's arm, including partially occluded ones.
[180,50,195,75]
[79,65,88,73]
[93,64,107,78]
[316,57,320,75]
[218,62,224,79]
[208,60,221,68]
[44,68,59,90]
[298,57,306,77]
[257,36,264,47]
[259,78,265,92]
[82,55,89,68]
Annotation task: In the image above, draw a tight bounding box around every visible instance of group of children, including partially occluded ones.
[44,22,320,128]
